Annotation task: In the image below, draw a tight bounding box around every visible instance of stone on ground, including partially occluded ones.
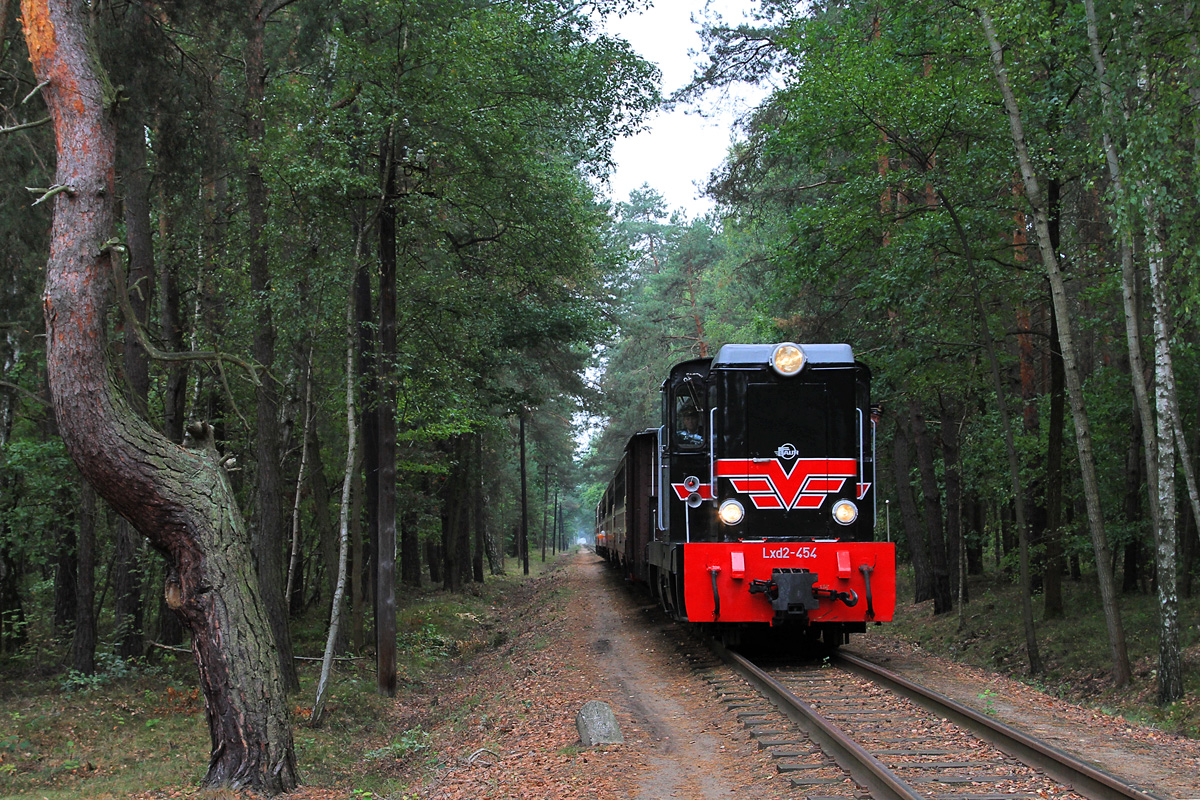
[576,699,623,746]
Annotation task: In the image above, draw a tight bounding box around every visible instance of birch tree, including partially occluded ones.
[1080,0,1185,704]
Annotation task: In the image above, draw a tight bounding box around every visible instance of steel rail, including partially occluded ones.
[835,650,1169,800]
[714,641,924,800]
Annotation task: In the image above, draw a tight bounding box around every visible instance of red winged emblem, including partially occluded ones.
[671,483,714,501]
[716,457,866,510]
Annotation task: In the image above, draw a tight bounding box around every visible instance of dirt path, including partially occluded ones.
[391,550,787,800]
[578,554,782,799]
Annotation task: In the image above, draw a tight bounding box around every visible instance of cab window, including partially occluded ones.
[674,396,705,450]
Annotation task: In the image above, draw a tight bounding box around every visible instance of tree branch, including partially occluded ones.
[27,183,75,205]
[22,78,50,104]
[2,116,51,135]
[104,238,261,385]
[0,379,51,407]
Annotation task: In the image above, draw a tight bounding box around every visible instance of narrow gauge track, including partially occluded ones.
[708,642,1170,800]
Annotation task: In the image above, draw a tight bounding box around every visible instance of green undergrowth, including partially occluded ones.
[875,565,1200,737]
[0,551,574,799]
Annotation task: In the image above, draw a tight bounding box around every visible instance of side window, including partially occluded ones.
[674,396,705,451]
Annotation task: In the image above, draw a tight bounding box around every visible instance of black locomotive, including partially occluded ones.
[596,342,895,647]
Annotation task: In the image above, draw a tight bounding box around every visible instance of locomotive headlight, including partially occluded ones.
[771,343,807,376]
[718,499,745,526]
[832,499,858,525]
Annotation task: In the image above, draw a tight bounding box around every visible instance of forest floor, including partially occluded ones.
[2,548,1199,799]
[883,565,1200,738]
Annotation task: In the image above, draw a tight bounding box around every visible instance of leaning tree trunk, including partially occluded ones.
[980,6,1131,686]
[21,0,297,792]
[311,297,358,728]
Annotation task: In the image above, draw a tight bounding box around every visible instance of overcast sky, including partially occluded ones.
[601,0,769,219]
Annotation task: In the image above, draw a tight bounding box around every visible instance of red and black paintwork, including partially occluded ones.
[596,343,895,648]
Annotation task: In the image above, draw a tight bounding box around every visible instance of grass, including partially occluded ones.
[0,549,575,799]
[880,564,1200,737]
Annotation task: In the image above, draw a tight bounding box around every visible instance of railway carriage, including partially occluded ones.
[596,342,895,648]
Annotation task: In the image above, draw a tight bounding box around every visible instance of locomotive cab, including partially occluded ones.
[646,342,895,648]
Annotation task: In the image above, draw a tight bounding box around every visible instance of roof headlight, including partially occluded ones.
[832,499,858,526]
[718,499,745,526]
[771,343,807,376]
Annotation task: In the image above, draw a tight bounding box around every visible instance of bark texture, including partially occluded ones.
[21,0,297,792]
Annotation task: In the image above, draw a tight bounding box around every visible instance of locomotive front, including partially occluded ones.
[647,342,895,647]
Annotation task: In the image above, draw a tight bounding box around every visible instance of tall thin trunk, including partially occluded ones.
[312,296,358,728]
[308,424,339,609]
[112,522,144,659]
[553,486,560,557]
[541,464,550,563]
[246,0,297,693]
[1145,211,1183,704]
[112,102,154,662]
[72,482,96,676]
[425,537,442,584]
[520,412,529,576]
[980,6,1130,686]
[1081,0,1160,520]
[911,404,951,614]
[350,457,365,651]
[485,457,504,575]
[442,438,462,592]
[1082,0,1184,696]
[892,422,931,601]
[375,131,398,697]
[456,437,471,586]
[286,354,313,609]
[354,250,378,615]
[940,400,966,611]
[473,432,485,582]
[159,206,187,447]
[1044,309,1066,619]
